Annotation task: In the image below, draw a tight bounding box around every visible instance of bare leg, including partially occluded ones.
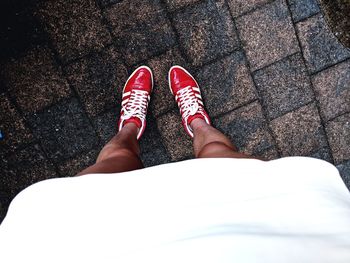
[77,123,143,176]
[191,118,262,160]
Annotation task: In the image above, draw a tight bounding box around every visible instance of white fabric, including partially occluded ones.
[1,157,350,262]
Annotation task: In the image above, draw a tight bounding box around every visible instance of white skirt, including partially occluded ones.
[1,157,350,262]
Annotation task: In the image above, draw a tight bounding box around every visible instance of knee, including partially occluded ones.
[97,146,139,163]
[196,141,236,158]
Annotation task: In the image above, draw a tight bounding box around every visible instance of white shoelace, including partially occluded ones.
[177,86,202,121]
[121,89,149,122]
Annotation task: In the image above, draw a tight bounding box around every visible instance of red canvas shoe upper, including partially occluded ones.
[168,66,211,137]
[118,66,153,140]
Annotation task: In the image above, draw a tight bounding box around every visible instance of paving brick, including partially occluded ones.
[336,160,350,189]
[236,0,299,71]
[196,51,257,117]
[99,0,122,8]
[326,113,350,165]
[214,101,275,155]
[147,48,187,117]
[309,147,333,163]
[117,20,175,65]
[297,14,350,73]
[92,108,119,145]
[65,46,128,117]
[227,0,271,17]
[0,94,32,151]
[0,0,46,63]
[28,98,99,162]
[140,147,171,167]
[0,144,58,197]
[104,0,176,65]
[165,0,202,11]
[157,109,193,161]
[0,80,6,93]
[269,103,328,156]
[259,146,280,160]
[37,0,111,63]
[288,0,320,22]
[58,149,99,177]
[0,190,11,224]
[253,53,314,120]
[2,47,71,112]
[311,60,350,121]
[104,0,163,32]
[172,0,239,66]
[140,114,171,167]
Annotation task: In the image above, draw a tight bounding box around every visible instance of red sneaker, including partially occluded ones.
[118,66,153,140]
[168,65,211,137]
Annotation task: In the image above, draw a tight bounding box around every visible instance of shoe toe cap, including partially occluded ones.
[169,66,197,90]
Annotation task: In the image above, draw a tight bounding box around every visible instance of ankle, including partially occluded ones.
[190,117,209,131]
[122,122,140,136]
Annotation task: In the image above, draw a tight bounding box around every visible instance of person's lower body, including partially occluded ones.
[77,66,261,176]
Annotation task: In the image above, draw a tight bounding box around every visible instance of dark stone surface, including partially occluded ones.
[140,114,171,167]
[214,101,275,155]
[269,103,329,156]
[104,0,176,65]
[147,48,187,117]
[259,146,280,160]
[58,149,99,177]
[297,14,350,73]
[0,143,58,223]
[326,113,350,165]
[116,18,175,65]
[288,0,320,22]
[319,0,350,49]
[253,53,314,120]
[157,109,193,161]
[104,0,163,32]
[0,80,6,93]
[92,108,119,145]
[195,51,257,117]
[28,98,99,162]
[227,0,271,17]
[0,94,33,151]
[0,0,47,62]
[310,147,333,163]
[164,0,202,11]
[0,190,11,224]
[172,0,239,66]
[236,0,299,71]
[255,146,280,161]
[64,46,128,117]
[37,0,111,63]
[311,59,350,121]
[2,46,71,112]
[99,0,123,8]
[140,148,172,167]
[336,160,350,189]
[0,144,57,198]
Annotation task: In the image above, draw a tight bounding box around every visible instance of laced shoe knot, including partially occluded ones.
[121,89,149,123]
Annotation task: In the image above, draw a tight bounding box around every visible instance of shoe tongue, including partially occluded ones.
[124,117,142,128]
[187,113,204,125]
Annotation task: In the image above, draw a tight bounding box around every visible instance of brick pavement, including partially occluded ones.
[1,0,350,222]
